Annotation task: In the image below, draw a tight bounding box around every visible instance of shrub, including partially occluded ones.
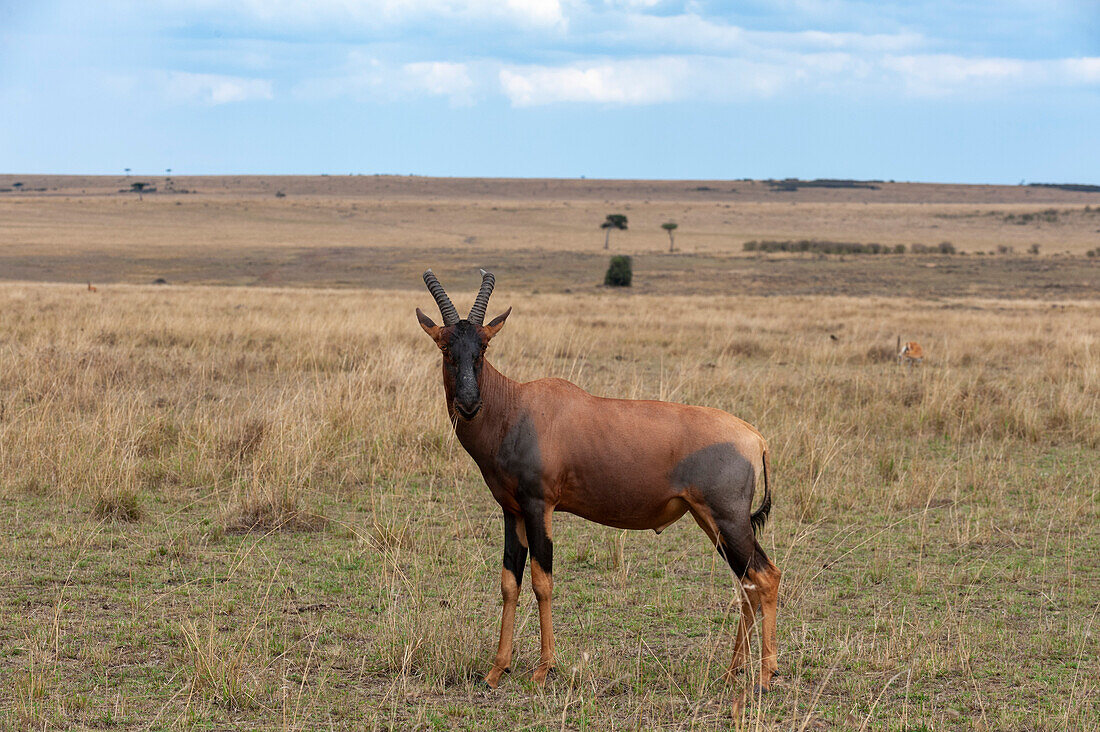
[864,345,897,363]
[938,241,957,254]
[741,239,912,255]
[224,483,326,534]
[92,488,142,522]
[604,255,633,287]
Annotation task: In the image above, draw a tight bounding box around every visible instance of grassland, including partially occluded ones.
[1,175,1098,729]
[1,279,1097,730]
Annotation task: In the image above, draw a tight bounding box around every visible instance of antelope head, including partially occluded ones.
[417,269,510,421]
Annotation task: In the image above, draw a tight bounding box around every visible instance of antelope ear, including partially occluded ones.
[416,308,442,340]
[482,307,511,339]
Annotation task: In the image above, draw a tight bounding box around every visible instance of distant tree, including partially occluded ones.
[131,181,147,201]
[12,182,22,190]
[125,168,131,176]
[601,213,628,250]
[661,221,678,252]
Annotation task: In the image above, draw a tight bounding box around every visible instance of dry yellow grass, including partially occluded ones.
[0,280,1097,729]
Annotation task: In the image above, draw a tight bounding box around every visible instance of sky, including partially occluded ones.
[1,1,1099,183]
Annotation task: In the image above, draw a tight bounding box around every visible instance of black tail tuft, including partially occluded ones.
[750,449,772,536]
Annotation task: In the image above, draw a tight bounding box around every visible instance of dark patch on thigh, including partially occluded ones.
[498,413,542,499]
[672,442,755,510]
[675,443,763,578]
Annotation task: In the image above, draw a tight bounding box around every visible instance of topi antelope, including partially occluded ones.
[898,341,924,366]
[416,269,781,691]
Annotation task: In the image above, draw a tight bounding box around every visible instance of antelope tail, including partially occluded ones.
[750,447,772,536]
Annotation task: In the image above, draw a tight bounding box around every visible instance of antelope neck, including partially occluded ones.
[452,359,520,456]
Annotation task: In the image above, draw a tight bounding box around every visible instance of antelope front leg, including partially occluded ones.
[523,499,555,685]
[486,512,527,689]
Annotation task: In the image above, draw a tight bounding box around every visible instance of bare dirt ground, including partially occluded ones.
[1,175,1099,299]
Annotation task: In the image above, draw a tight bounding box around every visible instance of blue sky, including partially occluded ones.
[2,1,1099,182]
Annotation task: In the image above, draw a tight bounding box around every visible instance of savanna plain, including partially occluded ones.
[0,177,1098,730]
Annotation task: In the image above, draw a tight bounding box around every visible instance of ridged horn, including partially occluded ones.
[467,269,496,325]
[422,269,460,326]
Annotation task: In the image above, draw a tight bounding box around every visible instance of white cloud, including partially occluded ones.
[162,2,1100,107]
[881,54,1100,96]
[500,60,679,105]
[161,71,273,104]
[881,55,1026,96]
[1059,57,1100,84]
[499,56,798,106]
[403,61,476,102]
[595,12,924,55]
[156,0,565,29]
[295,56,477,105]
[504,0,564,27]
[496,51,1100,106]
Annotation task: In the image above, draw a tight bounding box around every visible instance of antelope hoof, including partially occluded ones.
[723,664,748,685]
[484,667,507,689]
[532,665,555,685]
[753,673,778,694]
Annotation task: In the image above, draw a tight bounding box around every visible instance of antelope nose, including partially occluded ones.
[455,400,482,420]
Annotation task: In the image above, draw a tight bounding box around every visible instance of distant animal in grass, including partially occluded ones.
[87,282,98,293]
[898,341,924,365]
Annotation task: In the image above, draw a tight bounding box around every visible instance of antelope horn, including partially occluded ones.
[467,269,496,325]
[422,269,460,326]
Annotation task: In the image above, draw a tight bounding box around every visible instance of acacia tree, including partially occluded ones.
[601,213,628,249]
[662,221,678,252]
[131,181,147,201]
